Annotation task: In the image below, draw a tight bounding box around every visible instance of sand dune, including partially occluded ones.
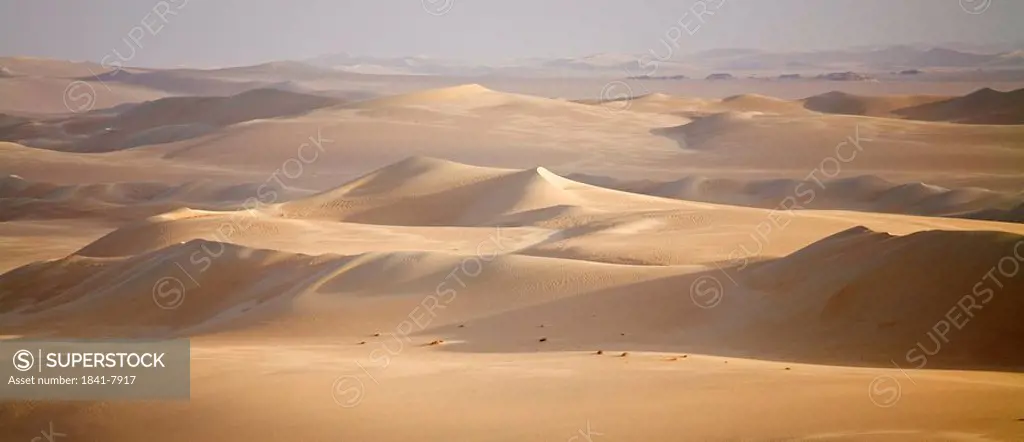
[894,87,1024,124]
[113,88,340,131]
[275,156,683,226]
[803,88,1024,124]
[963,201,1024,223]
[0,76,170,114]
[8,157,1023,265]
[1,235,687,337]
[0,57,107,78]
[4,208,1021,371]
[651,111,760,149]
[593,88,1023,126]
[720,93,808,113]
[203,61,365,82]
[570,172,1024,223]
[0,113,28,128]
[81,61,376,98]
[0,173,316,221]
[307,156,507,198]
[350,84,518,109]
[802,90,950,117]
[591,92,812,117]
[0,141,252,186]
[349,84,650,122]
[586,92,710,113]
[72,208,320,257]
[97,83,684,175]
[422,226,1024,369]
[629,87,1024,125]
[90,68,292,97]
[740,227,1024,367]
[647,110,1024,186]
[0,240,340,334]
[6,81,1014,195]
[0,88,342,152]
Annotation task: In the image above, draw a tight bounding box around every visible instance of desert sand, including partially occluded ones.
[1,60,1024,441]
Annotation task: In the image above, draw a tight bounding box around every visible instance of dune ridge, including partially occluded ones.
[0,88,342,152]
[589,88,1024,126]
[569,172,1024,223]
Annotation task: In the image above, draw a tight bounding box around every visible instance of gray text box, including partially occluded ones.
[1,339,190,400]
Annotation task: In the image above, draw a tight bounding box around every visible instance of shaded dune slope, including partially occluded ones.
[0,239,679,337]
[803,88,1024,124]
[432,227,1024,369]
[893,87,1024,124]
[0,88,342,152]
[2,226,1020,370]
[801,91,950,118]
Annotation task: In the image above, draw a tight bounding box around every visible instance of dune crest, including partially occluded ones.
[277,156,677,225]
[571,172,1024,223]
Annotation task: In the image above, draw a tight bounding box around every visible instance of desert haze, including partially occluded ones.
[2,2,1024,441]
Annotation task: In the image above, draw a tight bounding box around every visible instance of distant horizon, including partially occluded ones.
[2,0,1023,68]
[4,40,1024,71]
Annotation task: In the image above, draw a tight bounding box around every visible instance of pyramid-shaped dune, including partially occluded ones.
[278,156,676,225]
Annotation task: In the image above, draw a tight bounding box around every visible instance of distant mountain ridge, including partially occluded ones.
[302,45,1024,77]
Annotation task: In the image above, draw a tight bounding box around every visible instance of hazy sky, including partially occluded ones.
[1,0,1022,67]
